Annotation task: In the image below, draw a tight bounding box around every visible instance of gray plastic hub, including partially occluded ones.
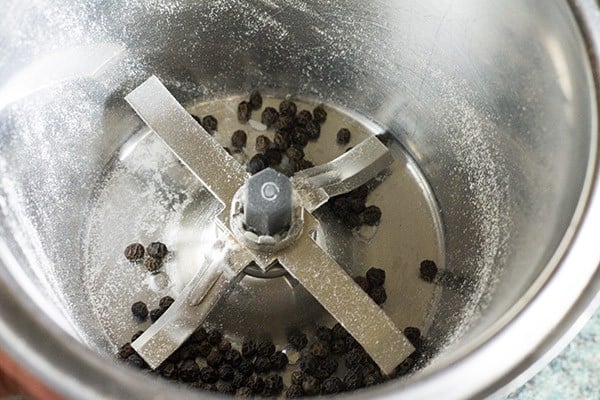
[244,168,292,236]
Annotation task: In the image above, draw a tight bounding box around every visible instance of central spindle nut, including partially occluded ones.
[244,168,292,236]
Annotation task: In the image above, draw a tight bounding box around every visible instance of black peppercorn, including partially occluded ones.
[201,115,218,133]
[419,260,438,283]
[118,343,135,360]
[298,355,319,375]
[241,340,256,359]
[350,185,369,201]
[224,349,242,367]
[159,296,175,310]
[321,377,344,394]
[305,121,320,140]
[403,327,421,343]
[159,362,179,380]
[313,105,327,124]
[236,387,253,397]
[294,159,314,172]
[216,381,234,394]
[131,330,144,342]
[200,366,219,384]
[232,371,249,389]
[345,213,362,229]
[253,356,271,373]
[124,243,144,261]
[198,341,213,357]
[261,107,279,128]
[344,335,359,351]
[218,339,232,353]
[331,197,352,218]
[270,351,288,370]
[295,110,312,126]
[291,128,309,147]
[286,146,304,162]
[331,338,348,355]
[207,348,223,367]
[218,364,235,381]
[223,146,232,155]
[345,348,367,369]
[177,343,203,360]
[368,285,387,305]
[263,374,283,396]
[313,358,338,380]
[279,100,297,117]
[190,326,208,343]
[265,148,283,166]
[349,197,366,213]
[149,307,164,322]
[273,131,290,150]
[310,341,329,359]
[286,384,305,398]
[179,359,201,382]
[248,376,265,395]
[237,101,252,123]
[363,371,384,387]
[337,128,351,144]
[126,353,147,369]
[238,359,254,376]
[366,267,386,288]
[249,89,263,110]
[276,115,295,132]
[291,370,305,386]
[191,114,202,125]
[207,329,223,345]
[256,341,276,357]
[255,135,271,153]
[247,153,269,174]
[395,355,416,377]
[332,323,349,340]
[131,301,148,321]
[354,276,371,292]
[343,368,364,391]
[302,375,321,396]
[147,242,168,259]
[361,205,382,226]
[287,331,308,351]
[231,129,248,149]
[143,257,161,273]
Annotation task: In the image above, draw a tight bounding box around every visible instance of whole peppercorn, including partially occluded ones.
[344,335,359,351]
[238,101,252,123]
[249,89,263,110]
[291,370,305,386]
[131,330,144,342]
[202,115,218,133]
[331,338,347,355]
[263,374,283,396]
[199,366,219,384]
[420,260,438,283]
[302,375,321,396]
[332,197,352,218]
[337,128,351,144]
[232,371,249,389]
[368,285,387,305]
[332,323,349,340]
[236,387,253,398]
[223,146,232,155]
[238,359,254,376]
[294,159,314,172]
[343,368,364,390]
[126,353,147,369]
[291,128,309,147]
[241,340,256,359]
[354,276,371,292]
[256,341,276,357]
[179,359,201,382]
[366,267,386,287]
[207,329,223,345]
[117,343,135,360]
[177,343,203,360]
[143,257,162,273]
[265,148,283,166]
[279,100,297,117]
[124,243,144,261]
[198,341,213,357]
[218,339,231,353]
[223,349,242,367]
[149,307,164,323]
[310,341,329,359]
[218,364,235,381]
[159,362,179,380]
[286,146,304,162]
[276,115,295,132]
[404,327,424,349]
[270,351,288,370]
[313,358,338,380]
[248,376,265,395]
[216,381,234,394]
[273,131,290,150]
[190,326,208,343]
[313,105,327,124]
[305,121,320,140]
[298,355,319,375]
[254,356,271,373]
[207,348,223,367]
[261,107,279,127]
[288,331,308,351]
[286,384,305,398]
[349,197,366,213]
[363,371,384,387]
[231,129,247,149]
[350,185,370,201]
[361,205,382,226]
[321,377,345,395]
[395,355,416,377]
[345,213,362,229]
[295,110,312,126]
[345,348,367,369]
[147,242,168,259]
[159,296,175,310]
[255,135,271,153]
[131,301,148,321]
[247,153,269,174]
[191,114,202,125]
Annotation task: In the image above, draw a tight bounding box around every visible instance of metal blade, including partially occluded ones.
[291,135,394,212]
[277,213,414,375]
